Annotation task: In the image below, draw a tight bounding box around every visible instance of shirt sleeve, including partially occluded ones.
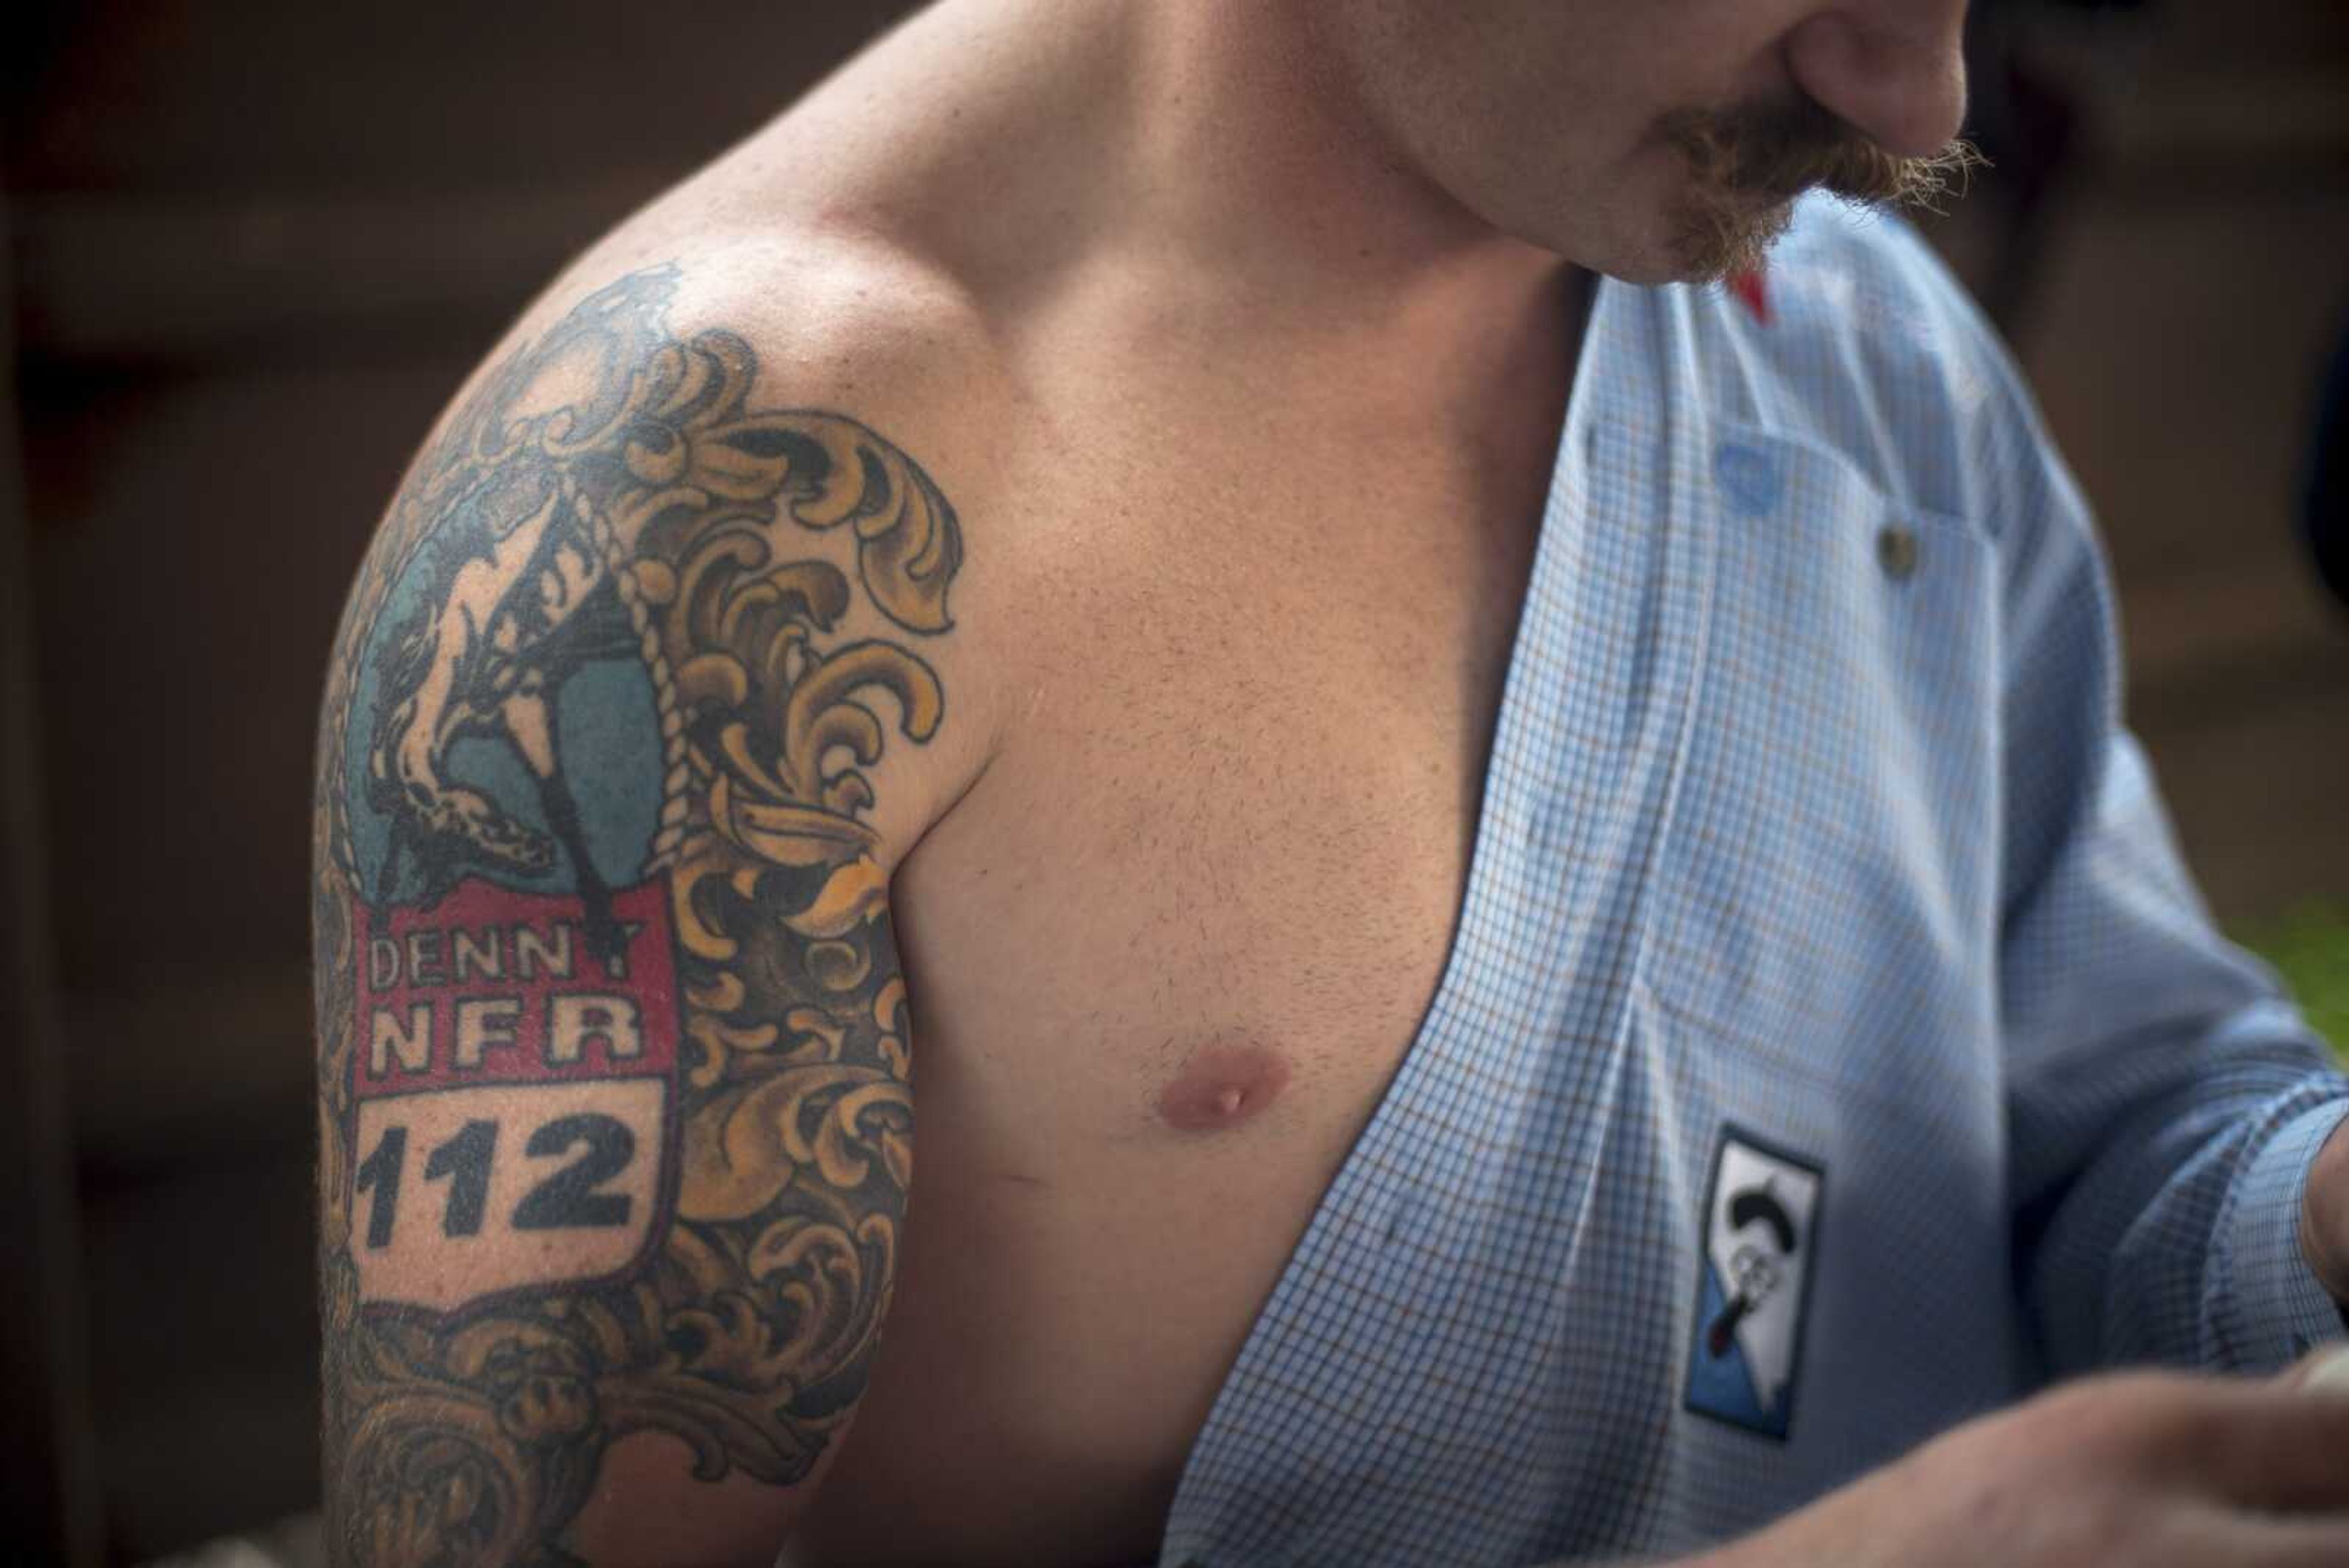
[1990,359,2349,1377]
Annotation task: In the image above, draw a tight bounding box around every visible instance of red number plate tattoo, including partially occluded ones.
[348,876,679,1312]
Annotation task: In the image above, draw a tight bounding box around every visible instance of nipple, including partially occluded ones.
[1157,1041,1291,1134]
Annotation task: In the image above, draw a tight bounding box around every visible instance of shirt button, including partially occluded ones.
[1715,442,1781,515]
[1877,522,1921,581]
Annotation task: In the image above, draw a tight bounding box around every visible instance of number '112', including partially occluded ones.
[352,1113,635,1247]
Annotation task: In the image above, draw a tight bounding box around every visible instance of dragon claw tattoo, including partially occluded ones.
[313,266,959,1564]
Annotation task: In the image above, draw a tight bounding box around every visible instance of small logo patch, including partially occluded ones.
[1683,1124,1824,1440]
[1728,266,1772,326]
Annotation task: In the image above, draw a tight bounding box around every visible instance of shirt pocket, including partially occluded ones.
[1644,420,2002,1119]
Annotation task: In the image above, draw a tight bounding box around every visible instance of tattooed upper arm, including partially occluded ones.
[311,264,969,1567]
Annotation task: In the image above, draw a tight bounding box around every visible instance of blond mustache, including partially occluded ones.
[1662,95,1984,212]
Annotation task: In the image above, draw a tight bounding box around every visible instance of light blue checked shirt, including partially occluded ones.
[1153,196,2349,1567]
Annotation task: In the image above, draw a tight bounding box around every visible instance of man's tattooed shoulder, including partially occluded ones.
[312,264,959,1566]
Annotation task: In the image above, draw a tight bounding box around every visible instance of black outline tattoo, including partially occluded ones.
[313,266,959,1565]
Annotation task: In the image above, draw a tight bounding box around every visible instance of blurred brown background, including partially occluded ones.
[1,1,2343,1562]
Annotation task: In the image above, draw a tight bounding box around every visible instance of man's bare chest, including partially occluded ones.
[917,426,1546,1149]
[789,382,1565,1565]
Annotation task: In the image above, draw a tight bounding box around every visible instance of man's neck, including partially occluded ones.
[773,0,1579,367]
[1114,0,1568,323]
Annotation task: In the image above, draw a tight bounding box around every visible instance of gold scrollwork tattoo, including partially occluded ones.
[312,265,959,1565]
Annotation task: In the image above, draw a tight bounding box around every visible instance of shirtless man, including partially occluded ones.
[311,3,2349,1564]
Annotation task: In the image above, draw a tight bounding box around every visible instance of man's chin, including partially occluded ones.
[1657,192,1800,285]
[1549,190,1800,289]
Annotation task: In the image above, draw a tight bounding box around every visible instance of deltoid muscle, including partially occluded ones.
[312,266,961,1565]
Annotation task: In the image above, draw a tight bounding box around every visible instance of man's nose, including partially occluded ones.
[1784,1,1970,160]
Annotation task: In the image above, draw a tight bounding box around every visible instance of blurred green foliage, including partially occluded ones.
[2235,901,2349,1061]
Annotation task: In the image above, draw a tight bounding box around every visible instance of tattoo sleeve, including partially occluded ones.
[310,266,960,1566]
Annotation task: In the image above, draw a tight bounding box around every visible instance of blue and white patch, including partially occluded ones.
[1683,1126,1824,1440]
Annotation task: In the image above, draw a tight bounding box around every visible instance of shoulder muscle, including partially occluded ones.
[313,255,975,1565]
